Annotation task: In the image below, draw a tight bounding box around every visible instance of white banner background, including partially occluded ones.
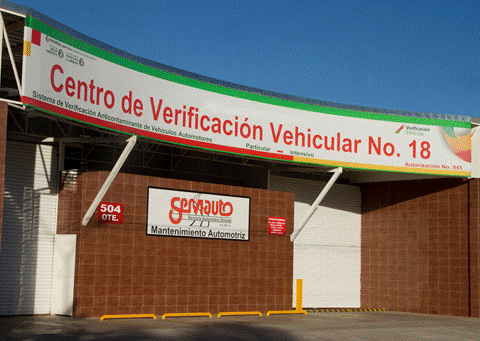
[21,22,471,176]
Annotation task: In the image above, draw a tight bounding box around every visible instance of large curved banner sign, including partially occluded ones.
[21,17,471,176]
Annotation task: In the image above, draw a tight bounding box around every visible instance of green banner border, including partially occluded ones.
[25,16,470,129]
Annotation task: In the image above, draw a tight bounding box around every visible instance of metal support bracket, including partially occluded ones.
[471,126,480,178]
[0,12,22,95]
[0,12,3,81]
[82,135,137,226]
[290,167,343,242]
[0,12,24,108]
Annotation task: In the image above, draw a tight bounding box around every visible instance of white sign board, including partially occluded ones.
[21,17,471,176]
[147,188,250,241]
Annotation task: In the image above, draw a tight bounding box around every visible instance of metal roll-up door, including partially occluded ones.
[0,141,58,315]
[269,175,361,308]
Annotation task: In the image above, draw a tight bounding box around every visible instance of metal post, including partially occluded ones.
[0,13,4,79]
[267,168,271,189]
[471,127,480,178]
[1,12,22,95]
[58,141,65,171]
[82,135,137,226]
[290,167,342,242]
[296,278,303,311]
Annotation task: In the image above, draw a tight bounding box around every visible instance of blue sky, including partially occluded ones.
[10,0,480,118]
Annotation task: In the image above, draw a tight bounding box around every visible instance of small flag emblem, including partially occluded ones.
[23,27,41,56]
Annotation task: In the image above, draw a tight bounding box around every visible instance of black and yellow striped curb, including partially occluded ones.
[305,308,389,313]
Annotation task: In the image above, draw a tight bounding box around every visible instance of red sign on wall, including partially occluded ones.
[97,202,123,224]
[268,216,286,235]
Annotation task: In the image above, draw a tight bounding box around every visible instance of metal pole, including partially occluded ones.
[290,167,342,242]
[470,127,480,178]
[1,12,22,95]
[0,13,4,80]
[296,278,303,311]
[82,135,137,226]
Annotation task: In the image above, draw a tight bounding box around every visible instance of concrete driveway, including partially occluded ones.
[1,311,479,340]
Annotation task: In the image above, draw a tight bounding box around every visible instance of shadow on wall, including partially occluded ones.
[360,178,467,213]
[269,175,361,215]
[0,142,59,315]
[0,141,38,315]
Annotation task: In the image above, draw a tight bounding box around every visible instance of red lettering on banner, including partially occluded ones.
[313,134,322,148]
[270,123,283,143]
[120,91,143,116]
[49,64,115,108]
[269,123,361,153]
[77,80,88,101]
[283,130,293,145]
[93,83,103,105]
[50,64,64,92]
[65,77,75,97]
[200,115,210,131]
[295,127,306,147]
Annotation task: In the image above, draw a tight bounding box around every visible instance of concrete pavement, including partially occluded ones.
[1,311,480,340]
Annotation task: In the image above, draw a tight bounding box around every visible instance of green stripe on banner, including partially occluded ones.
[25,16,470,128]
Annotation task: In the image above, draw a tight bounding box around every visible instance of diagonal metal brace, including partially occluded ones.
[82,135,137,226]
[0,12,22,95]
[290,167,343,242]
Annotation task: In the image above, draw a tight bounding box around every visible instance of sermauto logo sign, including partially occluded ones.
[147,188,250,241]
